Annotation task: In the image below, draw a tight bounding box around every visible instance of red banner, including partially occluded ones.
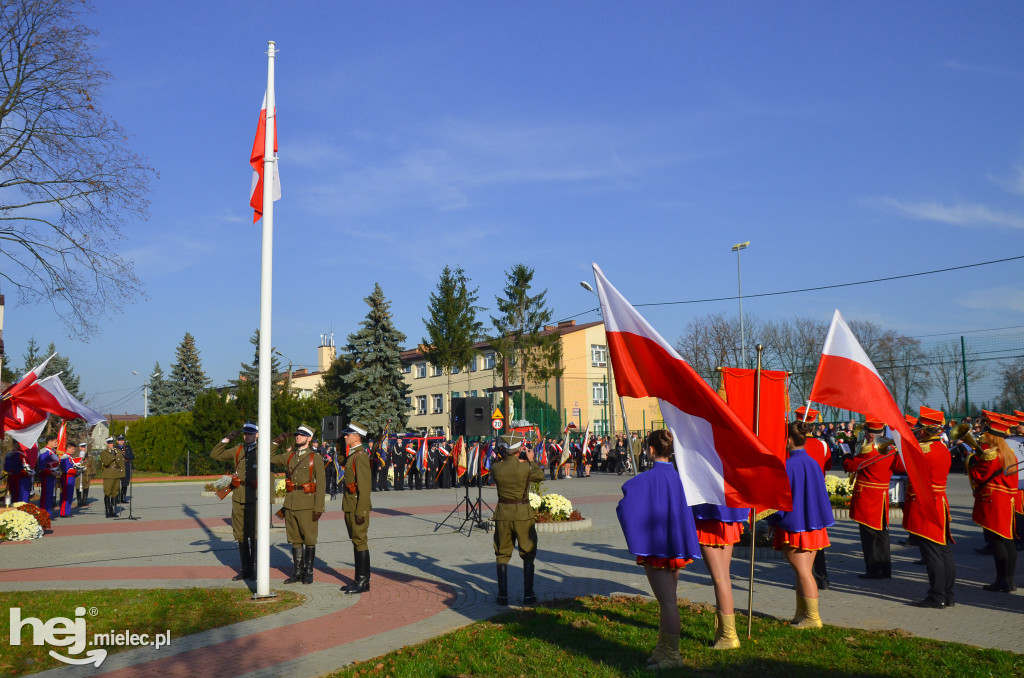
[719,368,789,463]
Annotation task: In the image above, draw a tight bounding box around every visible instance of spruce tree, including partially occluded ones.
[231,329,282,390]
[166,332,211,413]
[422,266,483,430]
[21,337,43,376]
[341,283,411,433]
[148,362,172,416]
[490,264,563,424]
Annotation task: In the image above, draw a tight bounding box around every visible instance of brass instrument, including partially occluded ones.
[949,423,982,455]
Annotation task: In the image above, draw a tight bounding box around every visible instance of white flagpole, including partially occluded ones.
[255,39,277,599]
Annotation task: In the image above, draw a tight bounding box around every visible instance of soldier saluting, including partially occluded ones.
[210,422,267,581]
[270,424,326,585]
[340,420,373,594]
[491,433,545,606]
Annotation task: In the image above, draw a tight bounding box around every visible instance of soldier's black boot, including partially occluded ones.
[346,550,371,593]
[76,489,83,507]
[233,540,253,581]
[302,546,315,585]
[283,545,304,584]
[496,564,509,606]
[522,558,536,605]
[103,496,110,517]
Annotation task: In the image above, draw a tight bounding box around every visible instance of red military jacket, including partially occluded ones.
[894,438,952,544]
[968,449,1018,539]
[843,445,896,531]
[806,438,831,474]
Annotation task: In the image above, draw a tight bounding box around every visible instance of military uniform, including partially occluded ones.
[270,424,326,584]
[116,436,134,502]
[210,424,269,581]
[391,439,407,490]
[75,444,94,507]
[491,434,545,605]
[100,440,125,518]
[341,421,373,593]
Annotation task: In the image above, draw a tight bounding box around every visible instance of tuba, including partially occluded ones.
[949,422,982,456]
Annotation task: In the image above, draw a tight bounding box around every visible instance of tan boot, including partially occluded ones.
[790,591,807,625]
[648,632,685,670]
[645,629,670,666]
[711,611,740,650]
[792,596,822,629]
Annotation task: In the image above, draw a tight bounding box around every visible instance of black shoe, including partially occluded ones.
[344,550,370,594]
[283,546,304,584]
[982,582,1011,593]
[910,598,946,609]
[858,573,887,580]
[912,559,926,566]
[975,544,995,556]
[815,579,830,590]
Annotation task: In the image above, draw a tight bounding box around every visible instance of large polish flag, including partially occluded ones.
[593,264,791,510]
[14,375,106,427]
[250,91,281,223]
[808,310,941,532]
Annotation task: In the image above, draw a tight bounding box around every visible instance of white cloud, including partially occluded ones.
[957,286,1024,314]
[990,164,1024,197]
[871,197,1024,229]
[941,60,1024,81]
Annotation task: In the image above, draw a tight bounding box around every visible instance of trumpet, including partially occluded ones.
[949,422,982,455]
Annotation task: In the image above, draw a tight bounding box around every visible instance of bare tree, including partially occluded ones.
[675,312,762,387]
[0,0,155,334]
[761,316,828,412]
[996,361,1024,413]
[873,332,929,414]
[928,339,986,416]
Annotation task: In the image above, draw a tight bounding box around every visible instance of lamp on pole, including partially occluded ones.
[274,350,292,392]
[731,241,750,367]
[132,369,162,419]
[579,281,615,437]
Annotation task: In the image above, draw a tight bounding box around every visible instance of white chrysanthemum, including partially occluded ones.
[528,492,542,510]
[540,493,573,519]
[275,478,287,496]
[0,510,44,541]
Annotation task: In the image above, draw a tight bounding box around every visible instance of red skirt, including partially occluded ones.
[772,526,830,551]
[695,518,744,546]
[636,555,692,570]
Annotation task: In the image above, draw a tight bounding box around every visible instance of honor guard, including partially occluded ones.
[210,422,266,581]
[270,425,326,585]
[491,433,545,605]
[75,443,93,507]
[843,418,898,578]
[116,434,134,503]
[967,414,1018,592]
[371,436,390,492]
[895,406,955,608]
[56,444,79,517]
[100,437,125,518]
[391,437,407,490]
[340,421,373,593]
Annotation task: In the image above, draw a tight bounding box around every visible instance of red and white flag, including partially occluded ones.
[13,375,105,426]
[4,353,56,400]
[808,310,941,533]
[593,264,791,510]
[250,91,281,223]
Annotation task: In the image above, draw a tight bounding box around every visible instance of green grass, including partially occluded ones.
[331,595,1022,678]
[1,588,303,676]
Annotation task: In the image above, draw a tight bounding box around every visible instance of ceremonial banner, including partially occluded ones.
[593,264,791,510]
[466,442,480,479]
[455,437,467,478]
[250,91,281,223]
[808,309,941,534]
[720,368,789,460]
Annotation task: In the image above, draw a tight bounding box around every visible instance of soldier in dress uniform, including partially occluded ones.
[895,406,955,608]
[371,436,389,492]
[407,439,422,490]
[36,435,60,515]
[75,442,93,507]
[100,437,125,518]
[116,434,134,502]
[491,433,545,605]
[391,436,407,490]
[967,414,1018,592]
[210,422,265,581]
[270,424,326,585]
[341,420,373,593]
[843,419,898,578]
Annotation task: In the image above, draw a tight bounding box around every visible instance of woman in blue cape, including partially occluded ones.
[766,420,835,629]
[616,429,700,670]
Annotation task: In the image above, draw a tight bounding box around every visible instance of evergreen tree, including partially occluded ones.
[341,284,411,434]
[166,332,211,413]
[231,329,283,390]
[314,353,357,421]
[490,264,563,422]
[147,362,173,416]
[21,337,43,376]
[422,265,483,432]
[43,342,82,399]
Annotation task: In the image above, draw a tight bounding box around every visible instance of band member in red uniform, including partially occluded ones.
[968,415,1018,592]
[36,435,60,516]
[843,419,898,578]
[796,407,833,589]
[57,445,79,517]
[895,406,955,608]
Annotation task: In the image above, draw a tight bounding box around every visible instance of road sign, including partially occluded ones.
[492,418,503,431]
[572,407,581,417]
[491,407,504,419]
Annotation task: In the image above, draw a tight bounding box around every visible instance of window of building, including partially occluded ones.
[416,395,427,415]
[452,365,460,374]
[402,363,412,374]
[468,357,477,372]
[483,352,496,370]
[432,364,443,377]
[431,394,444,414]
[593,381,607,404]
[591,344,607,367]
[404,396,413,409]
[451,391,460,400]
[469,390,478,397]
[416,363,427,379]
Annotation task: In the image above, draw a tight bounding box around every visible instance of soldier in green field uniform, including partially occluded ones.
[340,420,373,593]
[270,424,325,585]
[100,437,124,518]
[491,433,546,605]
[210,422,268,581]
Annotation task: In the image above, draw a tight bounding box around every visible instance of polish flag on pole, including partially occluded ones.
[250,91,281,223]
[592,264,791,510]
[3,353,56,400]
[14,375,105,427]
[808,310,941,533]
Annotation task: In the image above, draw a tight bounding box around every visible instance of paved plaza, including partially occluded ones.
[1,471,1021,676]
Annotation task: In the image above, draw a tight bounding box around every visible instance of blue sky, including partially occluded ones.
[5,1,1024,414]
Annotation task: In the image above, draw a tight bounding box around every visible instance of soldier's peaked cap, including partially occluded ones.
[242,422,259,434]
[294,424,314,437]
[342,420,368,436]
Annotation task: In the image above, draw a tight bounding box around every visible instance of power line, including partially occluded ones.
[562,254,1024,321]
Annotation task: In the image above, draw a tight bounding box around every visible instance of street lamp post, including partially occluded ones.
[731,241,750,367]
[274,350,292,392]
[132,369,162,419]
[579,281,615,437]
